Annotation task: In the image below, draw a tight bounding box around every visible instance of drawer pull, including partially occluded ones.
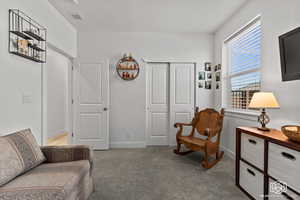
[248,139,257,145]
[281,152,296,161]
[247,168,256,176]
[282,192,294,200]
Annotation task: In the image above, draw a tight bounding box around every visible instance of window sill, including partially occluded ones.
[225,109,260,117]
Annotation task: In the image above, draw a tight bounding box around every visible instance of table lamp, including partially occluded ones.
[248,92,280,131]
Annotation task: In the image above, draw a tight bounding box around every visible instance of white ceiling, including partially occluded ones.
[49,0,249,33]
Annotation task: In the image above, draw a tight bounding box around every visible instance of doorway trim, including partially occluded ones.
[41,42,75,146]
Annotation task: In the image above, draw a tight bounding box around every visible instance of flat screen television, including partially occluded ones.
[279,27,300,81]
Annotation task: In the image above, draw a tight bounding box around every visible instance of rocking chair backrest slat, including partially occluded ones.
[194,108,224,137]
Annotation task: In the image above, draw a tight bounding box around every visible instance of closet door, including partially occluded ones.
[169,63,195,146]
[146,63,169,145]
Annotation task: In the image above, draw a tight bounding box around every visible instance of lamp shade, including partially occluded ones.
[248,92,280,109]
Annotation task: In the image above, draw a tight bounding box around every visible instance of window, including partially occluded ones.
[225,19,261,110]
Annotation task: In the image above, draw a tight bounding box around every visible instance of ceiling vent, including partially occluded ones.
[71,13,83,20]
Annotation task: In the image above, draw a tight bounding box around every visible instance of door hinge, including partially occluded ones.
[72,132,74,137]
[72,66,74,71]
[72,99,74,104]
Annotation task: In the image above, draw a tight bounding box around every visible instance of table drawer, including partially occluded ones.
[241,133,264,170]
[269,143,300,192]
[240,161,264,199]
[269,178,300,200]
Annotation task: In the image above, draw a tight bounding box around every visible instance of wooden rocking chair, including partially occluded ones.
[174,108,225,169]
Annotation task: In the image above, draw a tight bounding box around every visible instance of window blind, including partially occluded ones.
[227,20,262,109]
[229,22,261,76]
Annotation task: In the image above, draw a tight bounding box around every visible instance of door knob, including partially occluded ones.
[103,107,108,111]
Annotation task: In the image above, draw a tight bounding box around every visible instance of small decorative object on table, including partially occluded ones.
[248,92,280,131]
[116,53,139,81]
[282,125,300,143]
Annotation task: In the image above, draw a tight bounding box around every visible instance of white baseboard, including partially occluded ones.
[110,141,146,148]
[220,145,236,160]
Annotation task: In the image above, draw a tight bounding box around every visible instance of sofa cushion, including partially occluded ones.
[0,129,45,186]
[0,160,90,200]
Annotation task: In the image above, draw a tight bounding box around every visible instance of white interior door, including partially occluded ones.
[74,61,109,150]
[146,63,169,145]
[169,63,195,146]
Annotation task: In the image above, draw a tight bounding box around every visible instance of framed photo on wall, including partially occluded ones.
[207,72,212,80]
[216,72,221,82]
[204,62,212,71]
[198,72,205,80]
[205,81,211,89]
[198,82,204,88]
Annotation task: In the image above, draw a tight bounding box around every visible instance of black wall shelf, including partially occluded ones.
[9,9,47,63]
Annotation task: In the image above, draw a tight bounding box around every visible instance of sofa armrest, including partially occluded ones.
[41,145,94,173]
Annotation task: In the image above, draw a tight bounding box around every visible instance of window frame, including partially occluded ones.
[222,16,262,112]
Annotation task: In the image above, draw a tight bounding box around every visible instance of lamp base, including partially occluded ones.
[257,127,270,132]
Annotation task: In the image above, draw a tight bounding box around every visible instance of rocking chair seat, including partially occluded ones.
[178,136,206,147]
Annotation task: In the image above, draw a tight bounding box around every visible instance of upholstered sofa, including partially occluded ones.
[0,129,94,200]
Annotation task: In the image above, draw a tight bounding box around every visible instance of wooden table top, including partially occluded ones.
[237,127,300,151]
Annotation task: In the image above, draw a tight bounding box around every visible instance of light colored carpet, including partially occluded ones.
[89,147,247,200]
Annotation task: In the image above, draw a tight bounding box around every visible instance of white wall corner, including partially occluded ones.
[221,145,236,160]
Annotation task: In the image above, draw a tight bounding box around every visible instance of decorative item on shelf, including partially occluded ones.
[116,53,139,81]
[216,82,220,90]
[248,92,280,131]
[8,9,46,63]
[282,125,300,143]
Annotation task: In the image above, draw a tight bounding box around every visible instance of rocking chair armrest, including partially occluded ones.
[174,122,192,128]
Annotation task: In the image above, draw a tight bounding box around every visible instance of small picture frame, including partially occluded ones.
[205,81,212,89]
[217,64,222,71]
[216,72,221,82]
[204,62,212,71]
[214,65,218,72]
[216,82,220,90]
[207,72,212,80]
[198,72,205,80]
[198,82,204,88]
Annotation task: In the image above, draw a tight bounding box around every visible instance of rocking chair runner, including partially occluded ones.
[174,108,225,169]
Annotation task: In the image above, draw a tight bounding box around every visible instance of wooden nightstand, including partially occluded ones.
[236,127,300,200]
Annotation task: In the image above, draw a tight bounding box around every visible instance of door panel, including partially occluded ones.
[147,63,169,145]
[79,113,103,139]
[79,64,103,104]
[175,67,191,104]
[74,61,109,149]
[170,63,195,145]
[151,112,169,136]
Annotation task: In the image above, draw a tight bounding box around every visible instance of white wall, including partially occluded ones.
[0,0,77,143]
[214,0,300,157]
[78,32,213,147]
[47,48,70,139]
